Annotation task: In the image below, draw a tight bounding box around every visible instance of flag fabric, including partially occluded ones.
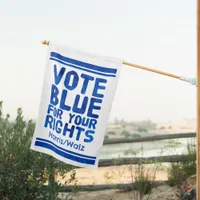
[30,43,122,168]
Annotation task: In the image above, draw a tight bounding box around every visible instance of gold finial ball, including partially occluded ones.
[41,40,49,45]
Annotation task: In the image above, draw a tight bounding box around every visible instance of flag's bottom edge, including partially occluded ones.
[30,145,99,169]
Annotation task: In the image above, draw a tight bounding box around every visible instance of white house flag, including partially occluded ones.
[31,43,122,168]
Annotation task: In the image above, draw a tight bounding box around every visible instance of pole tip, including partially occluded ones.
[41,40,50,45]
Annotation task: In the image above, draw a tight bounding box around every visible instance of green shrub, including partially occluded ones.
[167,140,196,187]
[0,101,75,200]
[125,145,162,199]
[135,174,152,195]
[137,127,148,132]
[121,131,131,138]
[168,163,185,186]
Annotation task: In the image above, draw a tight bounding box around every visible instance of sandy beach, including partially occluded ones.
[57,164,168,186]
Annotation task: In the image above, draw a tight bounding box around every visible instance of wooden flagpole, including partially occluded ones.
[197,0,200,198]
[41,40,181,80]
[123,61,180,79]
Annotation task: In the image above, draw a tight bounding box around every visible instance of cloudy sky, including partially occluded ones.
[0,0,196,122]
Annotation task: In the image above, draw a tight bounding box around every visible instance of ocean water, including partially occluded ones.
[99,137,196,159]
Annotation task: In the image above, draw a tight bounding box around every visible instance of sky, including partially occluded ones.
[0,0,197,123]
